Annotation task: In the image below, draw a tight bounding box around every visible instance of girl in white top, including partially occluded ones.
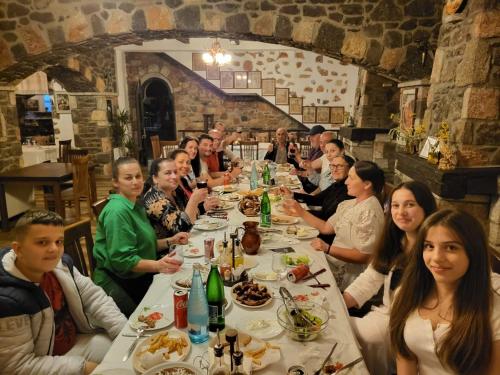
[390,209,500,375]
[343,181,437,374]
[283,161,385,291]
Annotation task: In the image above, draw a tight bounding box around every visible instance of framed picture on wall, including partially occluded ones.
[55,92,71,113]
[400,88,416,131]
[234,72,248,88]
[289,97,303,114]
[275,88,289,105]
[303,106,316,123]
[247,71,261,89]
[261,78,276,96]
[330,106,345,124]
[206,64,220,80]
[220,71,234,88]
[192,53,205,71]
[316,107,331,123]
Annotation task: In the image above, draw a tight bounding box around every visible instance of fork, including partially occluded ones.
[122,326,145,361]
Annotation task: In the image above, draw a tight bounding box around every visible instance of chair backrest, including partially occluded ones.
[58,139,72,162]
[239,141,259,160]
[151,135,161,159]
[72,155,90,197]
[64,218,95,276]
[92,197,109,218]
[160,140,178,158]
[67,148,89,162]
[299,141,311,158]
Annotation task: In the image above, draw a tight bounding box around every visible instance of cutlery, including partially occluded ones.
[313,342,338,375]
[279,287,316,327]
[302,268,326,281]
[306,270,326,289]
[335,357,364,374]
[122,333,152,338]
[309,283,330,288]
[122,326,144,361]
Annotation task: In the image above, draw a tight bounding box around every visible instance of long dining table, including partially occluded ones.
[92,184,369,375]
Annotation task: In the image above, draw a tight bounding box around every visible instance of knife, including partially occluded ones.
[336,357,364,374]
[313,342,338,375]
[302,268,326,281]
[122,327,144,361]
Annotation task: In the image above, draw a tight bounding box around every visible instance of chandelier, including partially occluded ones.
[202,39,232,66]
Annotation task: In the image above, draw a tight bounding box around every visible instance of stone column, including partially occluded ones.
[0,86,21,172]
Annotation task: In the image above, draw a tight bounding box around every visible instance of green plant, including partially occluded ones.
[110,109,137,155]
[388,113,426,153]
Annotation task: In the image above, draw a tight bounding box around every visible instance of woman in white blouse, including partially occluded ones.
[390,209,500,375]
[343,181,437,374]
[283,160,385,291]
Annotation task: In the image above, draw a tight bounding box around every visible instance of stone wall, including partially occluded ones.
[0,87,21,173]
[125,52,306,139]
[0,0,443,85]
[427,1,499,166]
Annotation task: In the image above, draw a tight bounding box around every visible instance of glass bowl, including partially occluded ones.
[276,301,329,341]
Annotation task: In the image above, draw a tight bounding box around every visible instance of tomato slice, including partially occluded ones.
[147,312,163,321]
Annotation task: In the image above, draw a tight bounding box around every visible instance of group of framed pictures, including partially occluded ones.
[219,71,262,89]
[302,105,344,124]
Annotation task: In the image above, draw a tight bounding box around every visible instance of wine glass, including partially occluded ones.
[272,253,287,285]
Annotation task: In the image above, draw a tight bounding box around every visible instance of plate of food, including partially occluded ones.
[130,305,173,331]
[213,201,235,211]
[289,225,319,240]
[231,280,273,309]
[212,184,239,193]
[143,362,204,375]
[133,330,191,373]
[237,318,284,340]
[283,253,313,267]
[271,214,299,225]
[181,246,202,258]
[238,195,261,216]
[171,270,208,291]
[193,218,227,231]
[251,270,279,281]
[219,192,241,202]
[239,188,263,197]
[209,330,281,372]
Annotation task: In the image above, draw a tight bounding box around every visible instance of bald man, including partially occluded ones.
[264,128,298,167]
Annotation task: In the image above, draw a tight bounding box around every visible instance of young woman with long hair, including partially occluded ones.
[342,181,437,374]
[390,209,500,375]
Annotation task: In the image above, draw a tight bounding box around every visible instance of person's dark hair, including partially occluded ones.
[112,156,139,180]
[14,209,64,240]
[327,139,345,151]
[179,137,201,177]
[390,209,493,375]
[168,149,188,160]
[372,181,437,277]
[142,157,174,195]
[198,133,213,143]
[353,160,385,196]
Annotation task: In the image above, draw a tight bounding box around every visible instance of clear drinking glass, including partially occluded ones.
[204,237,215,264]
[272,253,287,284]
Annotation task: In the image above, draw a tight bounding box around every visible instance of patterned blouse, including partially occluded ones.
[142,185,193,240]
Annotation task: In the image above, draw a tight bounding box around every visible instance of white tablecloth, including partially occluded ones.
[22,145,58,167]
[93,192,368,375]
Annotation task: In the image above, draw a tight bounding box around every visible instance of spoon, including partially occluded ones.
[122,326,145,361]
[313,342,338,375]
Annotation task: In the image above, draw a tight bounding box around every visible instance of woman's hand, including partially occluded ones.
[311,238,329,253]
[279,185,292,197]
[230,167,242,178]
[170,232,189,245]
[204,196,220,211]
[282,199,304,217]
[267,143,274,153]
[157,253,182,274]
[191,187,208,204]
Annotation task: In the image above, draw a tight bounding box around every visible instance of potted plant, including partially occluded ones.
[388,113,426,154]
[111,109,135,159]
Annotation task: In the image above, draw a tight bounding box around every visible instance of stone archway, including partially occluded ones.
[0,0,443,85]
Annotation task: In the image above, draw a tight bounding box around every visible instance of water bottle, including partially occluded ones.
[262,162,271,185]
[260,187,271,228]
[187,264,209,343]
[206,261,225,332]
[250,161,258,190]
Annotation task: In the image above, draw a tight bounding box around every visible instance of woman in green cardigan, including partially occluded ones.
[92,157,184,316]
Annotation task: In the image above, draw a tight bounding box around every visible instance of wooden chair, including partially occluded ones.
[92,197,109,219]
[239,141,259,160]
[151,135,161,159]
[66,148,89,162]
[299,141,311,158]
[58,139,72,162]
[64,218,95,276]
[160,140,178,157]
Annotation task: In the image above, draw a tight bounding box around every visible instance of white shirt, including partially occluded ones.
[326,196,384,290]
[318,154,334,191]
[404,292,500,375]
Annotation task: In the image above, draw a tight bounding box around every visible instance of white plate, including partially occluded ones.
[130,304,174,331]
[294,226,320,240]
[251,271,279,281]
[219,193,241,201]
[182,246,203,258]
[92,369,135,375]
[133,330,191,373]
[171,270,209,291]
[283,253,314,267]
[214,201,235,210]
[271,215,300,225]
[212,184,238,193]
[237,319,283,340]
[260,234,300,249]
[231,282,273,309]
[193,218,227,231]
[143,362,204,375]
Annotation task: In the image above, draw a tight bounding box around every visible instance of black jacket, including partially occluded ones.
[264,141,299,168]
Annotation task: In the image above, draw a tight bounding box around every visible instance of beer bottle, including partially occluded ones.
[260,187,271,228]
[206,261,225,332]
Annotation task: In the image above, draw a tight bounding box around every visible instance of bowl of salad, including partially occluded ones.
[282,253,313,267]
[276,301,329,341]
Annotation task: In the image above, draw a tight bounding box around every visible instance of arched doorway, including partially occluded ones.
[138,78,176,163]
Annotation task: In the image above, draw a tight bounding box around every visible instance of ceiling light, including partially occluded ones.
[202,39,232,66]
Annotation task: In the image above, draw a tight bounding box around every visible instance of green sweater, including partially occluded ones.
[93,194,157,279]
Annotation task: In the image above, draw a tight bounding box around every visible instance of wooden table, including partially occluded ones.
[0,163,73,231]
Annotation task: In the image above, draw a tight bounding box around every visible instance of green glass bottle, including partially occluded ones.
[262,162,271,185]
[260,188,271,228]
[206,261,225,332]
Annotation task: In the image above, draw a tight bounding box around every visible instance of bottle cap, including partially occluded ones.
[213,343,224,357]
[233,350,244,366]
[225,328,238,344]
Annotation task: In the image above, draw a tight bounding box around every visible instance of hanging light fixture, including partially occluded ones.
[202,38,232,66]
